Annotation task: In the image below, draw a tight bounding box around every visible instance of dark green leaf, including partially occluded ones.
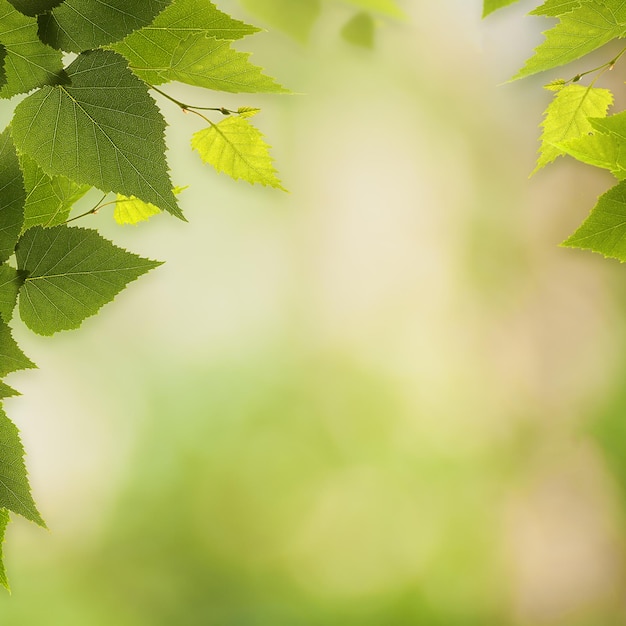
[0,0,64,98]
[0,382,19,399]
[0,265,22,322]
[6,0,64,17]
[0,405,44,526]
[0,129,24,264]
[0,318,35,376]
[38,0,172,52]
[16,225,162,335]
[12,50,182,219]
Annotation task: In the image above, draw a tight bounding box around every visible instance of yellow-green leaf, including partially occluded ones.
[192,116,285,190]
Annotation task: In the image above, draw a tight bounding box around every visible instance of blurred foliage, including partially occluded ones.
[238,0,403,45]
[3,2,626,625]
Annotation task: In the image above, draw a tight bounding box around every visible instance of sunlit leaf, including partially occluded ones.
[192,116,285,189]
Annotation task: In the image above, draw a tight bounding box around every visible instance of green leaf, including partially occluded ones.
[111,0,262,85]
[588,111,626,171]
[16,225,162,335]
[514,1,626,80]
[0,405,44,526]
[0,382,19,399]
[534,84,613,173]
[192,115,285,189]
[483,0,521,16]
[239,0,321,42]
[0,509,9,591]
[0,319,35,376]
[38,0,172,52]
[341,12,375,49]
[0,265,22,322]
[118,31,287,93]
[20,155,90,231]
[530,0,582,16]
[0,129,25,264]
[6,0,64,16]
[111,0,260,77]
[0,0,64,98]
[12,49,183,220]
[562,179,626,260]
[558,132,626,177]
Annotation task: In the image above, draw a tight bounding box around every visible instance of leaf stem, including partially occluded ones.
[568,45,626,85]
[65,193,113,224]
[148,84,236,116]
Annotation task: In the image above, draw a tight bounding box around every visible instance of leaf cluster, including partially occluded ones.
[485,0,626,262]
[0,0,287,588]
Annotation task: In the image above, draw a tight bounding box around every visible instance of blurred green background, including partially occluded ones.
[4,0,626,624]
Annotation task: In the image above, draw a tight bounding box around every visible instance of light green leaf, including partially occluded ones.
[534,84,613,173]
[558,132,626,177]
[530,0,582,16]
[239,0,321,42]
[120,31,286,93]
[0,509,9,591]
[562,179,626,260]
[0,265,22,322]
[111,0,259,77]
[16,225,162,335]
[38,0,172,52]
[483,0,521,16]
[0,0,64,98]
[514,1,626,80]
[589,111,626,171]
[114,196,161,225]
[341,12,375,48]
[0,129,24,264]
[12,49,183,220]
[115,186,186,225]
[0,405,44,526]
[6,0,64,16]
[20,155,90,231]
[192,115,285,189]
[544,78,567,91]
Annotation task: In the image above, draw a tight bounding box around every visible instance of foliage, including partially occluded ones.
[485,0,626,262]
[238,0,403,46]
[0,0,286,587]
